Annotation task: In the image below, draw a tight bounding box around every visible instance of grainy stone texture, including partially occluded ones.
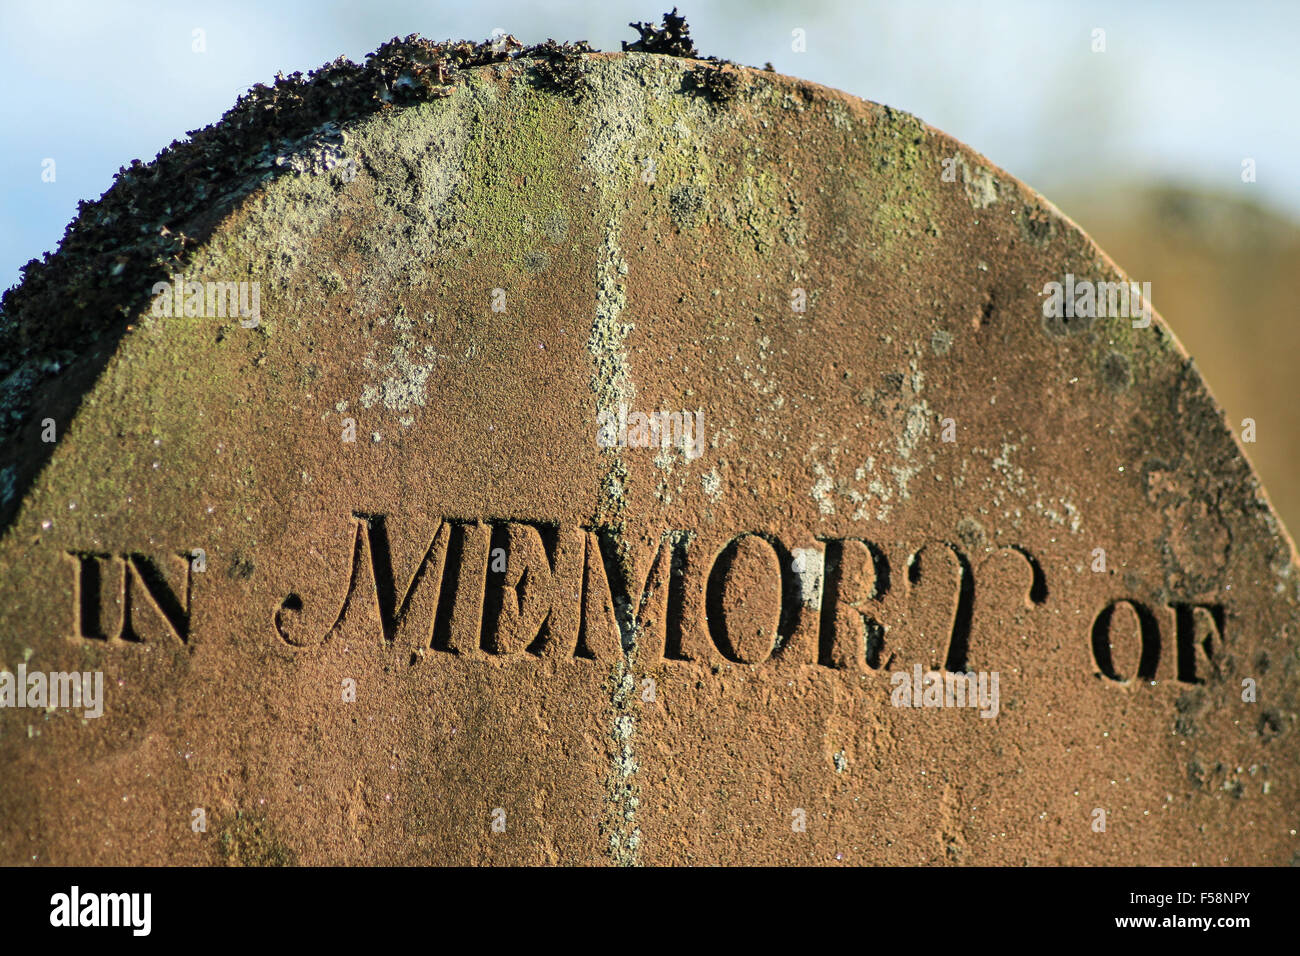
[0,41,1296,866]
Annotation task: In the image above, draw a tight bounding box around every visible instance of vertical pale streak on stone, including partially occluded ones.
[583,60,646,866]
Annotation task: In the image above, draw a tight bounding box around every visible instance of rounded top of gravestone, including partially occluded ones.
[1,17,1297,865]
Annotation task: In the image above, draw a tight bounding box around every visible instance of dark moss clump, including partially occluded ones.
[624,6,747,106]
[526,39,596,100]
[622,10,742,102]
[623,8,697,56]
[684,62,743,103]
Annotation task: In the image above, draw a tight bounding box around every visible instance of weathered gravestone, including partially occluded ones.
[0,27,1296,865]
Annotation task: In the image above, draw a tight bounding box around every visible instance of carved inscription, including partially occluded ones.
[61,521,1225,686]
[65,551,193,643]
[1090,597,1225,685]
[262,515,1215,685]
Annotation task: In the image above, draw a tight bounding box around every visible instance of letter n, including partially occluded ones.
[122,553,193,643]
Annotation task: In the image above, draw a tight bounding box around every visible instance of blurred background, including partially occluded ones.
[1,1,1297,532]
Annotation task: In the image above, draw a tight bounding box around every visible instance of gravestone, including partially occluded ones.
[0,31,1296,865]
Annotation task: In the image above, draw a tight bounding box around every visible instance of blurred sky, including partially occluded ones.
[2,0,1297,293]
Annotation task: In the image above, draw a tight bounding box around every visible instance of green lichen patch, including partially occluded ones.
[216,811,296,866]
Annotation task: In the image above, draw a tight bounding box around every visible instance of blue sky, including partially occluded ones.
[2,0,1297,293]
